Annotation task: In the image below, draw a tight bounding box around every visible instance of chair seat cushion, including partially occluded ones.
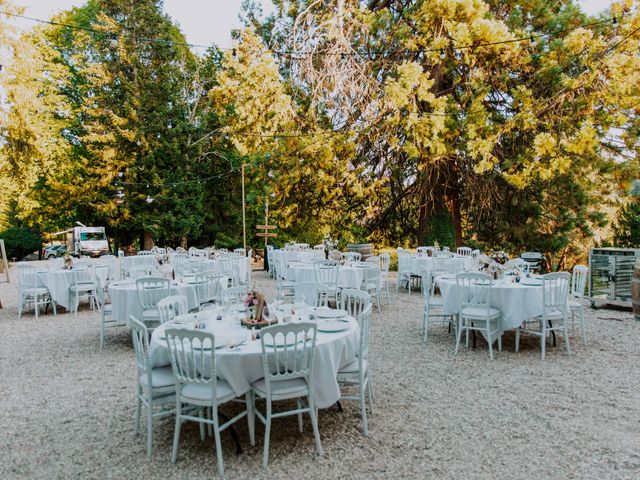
[427,296,443,306]
[139,366,176,389]
[568,300,582,309]
[535,308,565,320]
[338,358,367,375]
[181,379,234,402]
[141,309,160,319]
[252,377,308,399]
[461,306,501,319]
[69,283,95,292]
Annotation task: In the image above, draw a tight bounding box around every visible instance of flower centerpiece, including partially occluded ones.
[489,251,509,265]
[63,253,73,270]
[240,289,277,328]
[323,234,338,259]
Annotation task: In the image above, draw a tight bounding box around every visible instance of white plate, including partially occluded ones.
[262,333,303,347]
[314,308,348,319]
[317,321,350,333]
[111,280,135,287]
[521,277,543,286]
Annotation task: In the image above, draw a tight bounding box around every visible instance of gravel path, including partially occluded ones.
[1,263,639,479]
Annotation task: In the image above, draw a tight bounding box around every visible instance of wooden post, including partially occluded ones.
[241,163,247,252]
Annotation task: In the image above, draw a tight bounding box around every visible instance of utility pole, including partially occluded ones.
[241,163,246,252]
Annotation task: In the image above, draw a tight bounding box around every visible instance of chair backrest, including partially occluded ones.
[363,262,380,288]
[233,248,246,256]
[222,285,249,304]
[457,247,472,256]
[571,265,588,299]
[365,256,380,269]
[421,269,436,302]
[72,264,96,287]
[342,251,361,262]
[130,315,151,381]
[165,328,217,392]
[339,288,371,326]
[416,247,429,254]
[542,272,570,313]
[313,260,339,287]
[17,263,39,289]
[471,249,480,260]
[195,272,224,305]
[379,253,390,276]
[432,256,446,271]
[397,252,411,273]
[313,244,325,252]
[521,251,544,270]
[446,260,465,274]
[136,277,170,310]
[443,246,450,252]
[293,281,330,307]
[357,304,373,368]
[456,272,493,311]
[157,295,188,324]
[260,323,317,389]
[137,250,154,256]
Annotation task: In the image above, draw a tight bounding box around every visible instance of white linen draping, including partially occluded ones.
[148,311,360,409]
[38,267,109,310]
[108,280,199,323]
[410,255,475,275]
[286,264,365,289]
[437,275,544,331]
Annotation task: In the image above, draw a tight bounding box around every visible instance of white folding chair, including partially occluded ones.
[337,304,374,435]
[97,276,125,350]
[455,272,503,360]
[17,263,56,319]
[313,260,340,300]
[361,263,382,316]
[70,265,98,316]
[165,328,253,476]
[194,272,224,309]
[395,250,412,293]
[569,265,588,346]
[157,295,188,324]
[379,253,391,305]
[516,272,571,360]
[339,288,371,324]
[421,269,453,345]
[342,251,361,263]
[131,316,175,457]
[136,277,170,329]
[251,323,323,467]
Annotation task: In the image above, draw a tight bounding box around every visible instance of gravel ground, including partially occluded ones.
[1,262,639,479]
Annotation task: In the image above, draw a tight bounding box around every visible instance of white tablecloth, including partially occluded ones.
[273,250,324,265]
[121,255,158,273]
[148,310,360,409]
[38,267,110,310]
[286,264,365,289]
[437,275,544,331]
[109,280,199,323]
[411,255,475,275]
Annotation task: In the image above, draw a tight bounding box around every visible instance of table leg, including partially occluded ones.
[217,412,243,455]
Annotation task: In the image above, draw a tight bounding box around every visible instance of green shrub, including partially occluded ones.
[1,227,43,260]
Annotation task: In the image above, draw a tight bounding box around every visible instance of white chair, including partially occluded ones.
[17,264,56,319]
[165,328,254,476]
[136,277,170,329]
[516,272,571,360]
[337,304,374,435]
[342,251,361,263]
[233,248,246,256]
[272,255,295,299]
[569,265,588,346]
[251,323,323,467]
[266,245,275,278]
[70,265,99,316]
[379,253,391,304]
[471,249,480,260]
[421,269,452,345]
[456,247,472,256]
[293,281,330,307]
[194,272,224,309]
[157,295,188,324]
[97,277,125,350]
[396,250,412,293]
[339,288,371,324]
[455,272,502,360]
[221,286,249,304]
[313,244,325,253]
[505,258,529,273]
[220,257,240,287]
[313,260,340,300]
[130,316,176,457]
[416,246,429,254]
[361,263,382,315]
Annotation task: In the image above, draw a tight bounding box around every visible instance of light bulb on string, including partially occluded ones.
[440,48,446,59]
[146,195,154,204]
[232,48,237,59]
[612,17,618,27]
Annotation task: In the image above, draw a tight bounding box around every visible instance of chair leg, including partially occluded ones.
[146,398,153,457]
[246,391,255,446]
[359,378,368,436]
[297,399,303,433]
[579,307,586,347]
[308,397,324,457]
[262,400,272,468]
[563,319,572,356]
[212,407,224,477]
[100,313,105,350]
[515,328,520,352]
[540,321,546,361]
[487,329,494,360]
[134,390,141,434]
[366,374,374,413]
[199,409,206,441]
[454,320,463,355]
[171,401,182,463]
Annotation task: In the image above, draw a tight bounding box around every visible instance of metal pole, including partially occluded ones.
[241,163,246,252]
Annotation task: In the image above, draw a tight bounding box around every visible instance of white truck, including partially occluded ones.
[64,224,110,257]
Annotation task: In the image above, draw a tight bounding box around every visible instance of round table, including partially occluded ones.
[148,308,360,409]
[286,263,365,289]
[411,255,475,275]
[109,279,199,323]
[38,267,110,310]
[437,275,544,332]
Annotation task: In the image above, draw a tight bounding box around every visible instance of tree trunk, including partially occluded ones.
[143,230,154,250]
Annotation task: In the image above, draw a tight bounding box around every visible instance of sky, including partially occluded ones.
[4,0,616,50]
